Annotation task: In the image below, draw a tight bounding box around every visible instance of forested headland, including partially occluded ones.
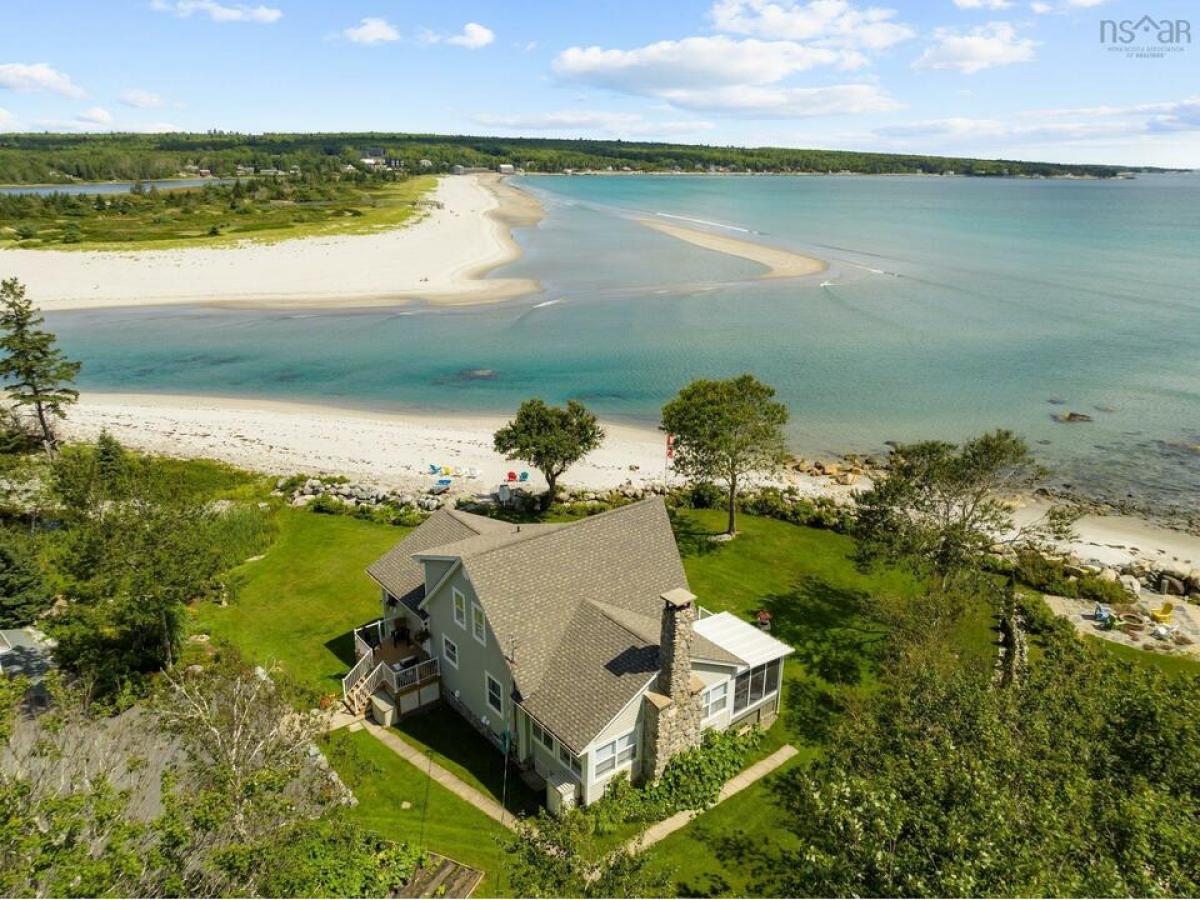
[0,131,1163,185]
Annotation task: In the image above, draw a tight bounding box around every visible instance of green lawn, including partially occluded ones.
[392,712,542,819]
[193,508,408,699]
[328,728,514,898]
[199,503,1002,896]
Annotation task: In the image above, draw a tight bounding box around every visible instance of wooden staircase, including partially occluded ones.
[397,853,483,898]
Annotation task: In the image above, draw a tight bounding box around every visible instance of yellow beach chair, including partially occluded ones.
[1150,602,1174,625]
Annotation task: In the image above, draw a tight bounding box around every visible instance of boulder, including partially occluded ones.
[291,494,316,507]
[1160,574,1186,596]
[1187,571,1200,596]
[1098,568,1119,583]
[835,472,858,486]
[1119,574,1141,598]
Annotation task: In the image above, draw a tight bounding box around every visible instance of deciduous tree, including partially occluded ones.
[661,374,788,535]
[853,429,1075,594]
[493,398,604,509]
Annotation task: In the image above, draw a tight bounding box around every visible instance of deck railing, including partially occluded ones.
[353,628,373,660]
[341,649,375,699]
[387,657,440,693]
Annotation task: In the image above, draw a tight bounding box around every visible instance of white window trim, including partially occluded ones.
[471,602,487,646]
[592,729,637,782]
[451,588,466,629]
[558,743,582,778]
[442,635,459,669]
[531,719,555,753]
[732,661,781,717]
[701,680,730,722]
[484,671,504,716]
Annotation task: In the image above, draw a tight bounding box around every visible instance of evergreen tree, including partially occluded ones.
[0,279,81,452]
[0,531,51,627]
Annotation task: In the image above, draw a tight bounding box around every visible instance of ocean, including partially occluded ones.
[43,173,1200,514]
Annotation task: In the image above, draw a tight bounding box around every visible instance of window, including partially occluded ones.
[442,635,458,669]
[531,720,555,752]
[485,672,503,715]
[558,744,582,777]
[452,589,466,628]
[593,730,637,778]
[471,603,487,645]
[701,681,729,720]
[732,659,781,714]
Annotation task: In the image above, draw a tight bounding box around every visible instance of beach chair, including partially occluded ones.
[429,477,453,496]
[506,471,518,482]
[1094,604,1114,625]
[1150,602,1174,625]
[428,464,440,474]
[518,471,529,482]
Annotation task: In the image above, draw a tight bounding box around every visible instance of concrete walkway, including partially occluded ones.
[630,744,799,851]
[362,721,514,830]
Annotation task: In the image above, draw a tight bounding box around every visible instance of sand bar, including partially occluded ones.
[637,217,826,278]
[0,174,542,311]
[60,392,1199,575]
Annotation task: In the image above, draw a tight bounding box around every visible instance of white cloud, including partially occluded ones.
[660,83,902,117]
[953,0,1012,9]
[874,96,1200,146]
[913,22,1035,73]
[77,106,113,125]
[342,17,400,44]
[1030,2,1052,12]
[0,62,86,99]
[710,0,915,50]
[475,110,714,136]
[151,1,281,24]
[0,107,19,131]
[555,36,847,92]
[423,22,495,49]
[552,35,899,118]
[120,88,164,109]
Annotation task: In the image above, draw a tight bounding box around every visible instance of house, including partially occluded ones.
[345,498,792,808]
[497,163,515,175]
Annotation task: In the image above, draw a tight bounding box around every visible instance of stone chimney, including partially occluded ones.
[642,588,704,780]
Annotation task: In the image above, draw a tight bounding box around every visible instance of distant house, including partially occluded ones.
[451,165,490,176]
[418,159,433,168]
[497,163,515,175]
[344,499,792,809]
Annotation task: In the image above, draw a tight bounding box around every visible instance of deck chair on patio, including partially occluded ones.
[1150,602,1174,624]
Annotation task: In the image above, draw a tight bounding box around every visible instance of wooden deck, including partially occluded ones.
[397,852,483,898]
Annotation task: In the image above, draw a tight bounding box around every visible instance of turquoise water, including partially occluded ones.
[43,173,1200,512]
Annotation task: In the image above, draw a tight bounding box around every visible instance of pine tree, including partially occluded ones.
[0,279,82,452]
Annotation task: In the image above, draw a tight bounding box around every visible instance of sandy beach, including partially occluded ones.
[61,392,1199,575]
[0,174,543,311]
[638,217,827,278]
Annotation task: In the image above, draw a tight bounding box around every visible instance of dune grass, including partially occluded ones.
[4,175,437,251]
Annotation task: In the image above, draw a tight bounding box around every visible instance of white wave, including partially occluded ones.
[654,212,751,234]
[532,298,562,308]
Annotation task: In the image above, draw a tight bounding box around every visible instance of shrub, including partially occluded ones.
[587,726,763,828]
[309,494,348,515]
[1016,591,1061,636]
[686,481,724,510]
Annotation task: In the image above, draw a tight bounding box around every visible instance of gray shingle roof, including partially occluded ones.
[366,508,511,612]
[366,498,747,753]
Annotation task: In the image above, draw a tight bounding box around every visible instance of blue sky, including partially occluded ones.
[1,0,1196,165]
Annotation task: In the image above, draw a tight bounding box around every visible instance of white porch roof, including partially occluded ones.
[694,612,793,669]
